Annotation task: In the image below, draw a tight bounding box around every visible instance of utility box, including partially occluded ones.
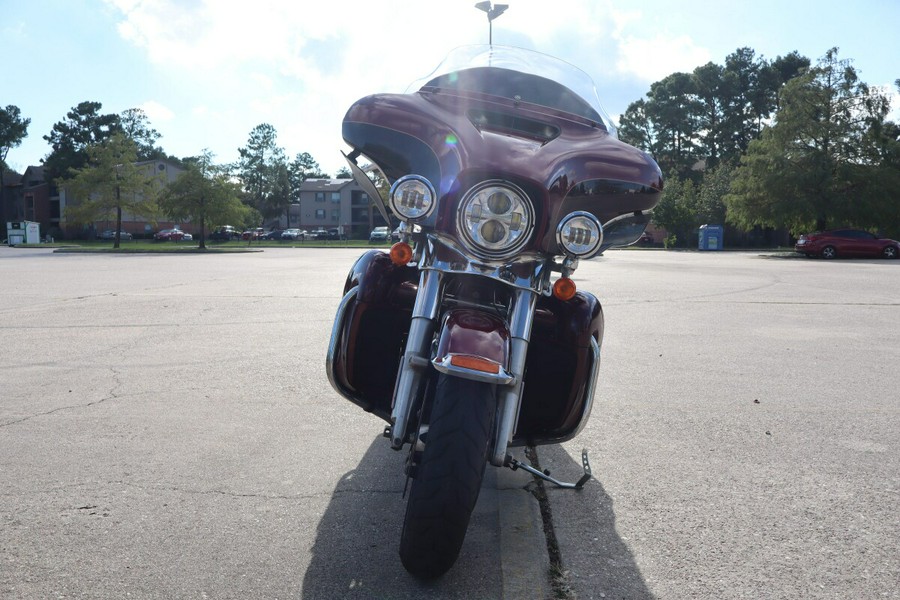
[698,224,724,251]
[6,221,41,246]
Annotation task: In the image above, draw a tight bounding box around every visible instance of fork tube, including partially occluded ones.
[389,269,443,449]
[491,288,537,466]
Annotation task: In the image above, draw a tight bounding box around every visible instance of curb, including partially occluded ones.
[497,448,552,599]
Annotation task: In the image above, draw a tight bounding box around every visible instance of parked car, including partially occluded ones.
[795,229,900,259]
[98,229,133,241]
[281,228,306,240]
[327,228,346,241]
[369,226,390,243]
[241,227,266,241]
[261,229,285,240]
[391,226,402,242]
[154,228,191,241]
[209,225,240,241]
[311,229,329,240]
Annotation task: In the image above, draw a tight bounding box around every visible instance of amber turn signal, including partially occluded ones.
[450,354,501,374]
[389,242,413,265]
[553,277,577,301]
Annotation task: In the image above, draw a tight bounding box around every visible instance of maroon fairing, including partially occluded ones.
[343,85,662,252]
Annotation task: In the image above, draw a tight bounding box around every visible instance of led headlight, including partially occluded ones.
[389,175,436,221]
[458,181,533,258]
[557,211,603,258]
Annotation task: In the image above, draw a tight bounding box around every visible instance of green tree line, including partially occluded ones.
[5,44,898,245]
[619,47,899,244]
[1,100,341,242]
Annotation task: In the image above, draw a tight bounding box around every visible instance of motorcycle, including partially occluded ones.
[327,45,662,578]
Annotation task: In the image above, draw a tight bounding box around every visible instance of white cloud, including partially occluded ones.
[139,100,174,122]
[614,33,712,82]
[99,0,720,173]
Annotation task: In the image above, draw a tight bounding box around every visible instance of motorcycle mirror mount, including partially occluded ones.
[598,211,651,253]
[342,150,392,224]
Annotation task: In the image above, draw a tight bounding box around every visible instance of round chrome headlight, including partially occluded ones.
[458,181,533,258]
[389,175,436,221]
[557,211,603,258]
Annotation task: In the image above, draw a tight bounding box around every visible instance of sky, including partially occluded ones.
[3,0,899,177]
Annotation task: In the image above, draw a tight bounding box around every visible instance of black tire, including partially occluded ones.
[822,245,837,259]
[882,246,898,259]
[399,374,496,579]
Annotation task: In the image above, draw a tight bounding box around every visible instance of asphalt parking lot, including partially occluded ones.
[1,246,897,599]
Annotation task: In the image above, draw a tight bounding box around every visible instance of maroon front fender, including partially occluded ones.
[432,309,511,382]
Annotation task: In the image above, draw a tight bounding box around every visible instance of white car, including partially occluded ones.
[369,226,390,243]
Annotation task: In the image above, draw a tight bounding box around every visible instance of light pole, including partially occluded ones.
[474,1,508,45]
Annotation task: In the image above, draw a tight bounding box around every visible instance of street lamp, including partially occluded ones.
[474,1,508,45]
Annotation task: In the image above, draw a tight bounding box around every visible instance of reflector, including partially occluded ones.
[553,277,577,301]
[390,242,413,265]
[450,354,501,374]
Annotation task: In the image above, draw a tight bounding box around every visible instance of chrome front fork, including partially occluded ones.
[388,269,537,466]
[389,269,443,449]
[491,288,536,466]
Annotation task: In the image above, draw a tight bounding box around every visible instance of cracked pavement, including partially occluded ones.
[2,246,897,599]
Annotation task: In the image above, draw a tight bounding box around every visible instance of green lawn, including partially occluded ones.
[18,238,391,252]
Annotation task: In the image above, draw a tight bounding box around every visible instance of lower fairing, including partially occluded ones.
[326,250,603,446]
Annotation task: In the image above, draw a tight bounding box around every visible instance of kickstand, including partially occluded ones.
[507,448,593,489]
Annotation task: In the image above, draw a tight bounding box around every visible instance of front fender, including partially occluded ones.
[432,308,514,385]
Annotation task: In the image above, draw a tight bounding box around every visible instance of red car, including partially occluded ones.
[153,228,192,241]
[241,227,265,240]
[795,229,900,259]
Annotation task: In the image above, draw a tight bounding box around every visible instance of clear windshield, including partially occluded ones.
[407,45,617,137]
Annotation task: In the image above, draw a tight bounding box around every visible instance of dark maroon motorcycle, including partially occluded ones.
[327,45,662,578]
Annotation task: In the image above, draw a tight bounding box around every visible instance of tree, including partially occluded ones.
[644,72,702,176]
[118,108,163,161]
[237,123,286,222]
[1,105,30,170]
[651,174,700,246]
[618,47,811,178]
[43,101,120,182]
[618,99,656,154]
[159,150,249,249]
[61,133,162,247]
[725,48,892,234]
[1,105,30,200]
[335,166,352,179]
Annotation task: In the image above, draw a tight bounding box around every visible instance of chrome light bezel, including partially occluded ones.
[556,211,604,259]
[457,180,534,259]
[389,174,436,222]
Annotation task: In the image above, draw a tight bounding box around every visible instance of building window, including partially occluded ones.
[331,192,341,203]
[331,209,340,221]
[315,209,326,219]
[316,192,325,202]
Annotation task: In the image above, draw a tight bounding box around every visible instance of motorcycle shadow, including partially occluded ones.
[301,434,504,599]
[534,443,652,598]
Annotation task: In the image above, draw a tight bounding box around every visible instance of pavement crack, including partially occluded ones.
[525,446,576,600]
[0,368,125,429]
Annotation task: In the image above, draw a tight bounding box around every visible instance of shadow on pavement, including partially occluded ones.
[301,435,504,600]
[536,443,652,598]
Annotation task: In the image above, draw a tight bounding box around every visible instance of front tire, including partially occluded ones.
[822,245,837,259]
[399,374,496,579]
[883,246,898,259]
